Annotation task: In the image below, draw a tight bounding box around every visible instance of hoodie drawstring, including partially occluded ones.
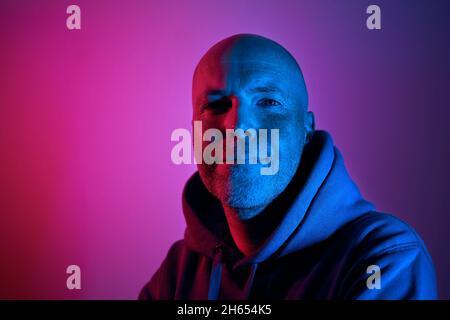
[242,263,258,299]
[208,245,223,300]
[208,245,259,300]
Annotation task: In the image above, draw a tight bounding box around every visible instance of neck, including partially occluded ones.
[222,203,283,257]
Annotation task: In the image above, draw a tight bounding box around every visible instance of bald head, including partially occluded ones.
[193,34,308,110]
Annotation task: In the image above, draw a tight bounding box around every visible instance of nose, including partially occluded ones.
[222,95,238,130]
[222,95,256,131]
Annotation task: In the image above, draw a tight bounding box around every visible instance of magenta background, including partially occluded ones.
[1,0,449,299]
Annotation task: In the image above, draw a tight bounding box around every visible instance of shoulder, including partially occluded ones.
[336,211,437,299]
[138,239,186,300]
[164,239,187,262]
[345,211,429,257]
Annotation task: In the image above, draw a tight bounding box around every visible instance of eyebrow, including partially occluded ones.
[248,85,282,93]
[205,89,227,97]
[201,84,283,99]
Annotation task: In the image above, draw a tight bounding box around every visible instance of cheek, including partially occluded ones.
[280,137,303,162]
[199,114,226,130]
[278,120,305,163]
[259,112,304,144]
[256,104,303,128]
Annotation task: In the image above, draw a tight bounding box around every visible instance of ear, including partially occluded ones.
[304,111,315,143]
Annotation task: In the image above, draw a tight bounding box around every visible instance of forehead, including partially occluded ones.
[193,58,300,96]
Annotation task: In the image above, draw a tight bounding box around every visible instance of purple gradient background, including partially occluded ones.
[0,0,449,299]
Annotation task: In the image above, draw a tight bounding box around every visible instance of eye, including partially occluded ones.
[257,98,281,107]
[202,97,232,114]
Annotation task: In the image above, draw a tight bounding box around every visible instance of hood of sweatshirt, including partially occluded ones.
[181,130,375,299]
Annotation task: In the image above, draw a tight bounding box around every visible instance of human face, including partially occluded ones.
[192,35,309,219]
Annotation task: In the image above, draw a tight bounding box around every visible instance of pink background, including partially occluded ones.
[1,0,449,299]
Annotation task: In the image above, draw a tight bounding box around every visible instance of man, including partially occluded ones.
[140,34,437,299]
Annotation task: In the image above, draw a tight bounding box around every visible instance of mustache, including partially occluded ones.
[171,121,280,175]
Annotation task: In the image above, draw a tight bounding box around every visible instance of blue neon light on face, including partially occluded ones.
[193,34,312,218]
